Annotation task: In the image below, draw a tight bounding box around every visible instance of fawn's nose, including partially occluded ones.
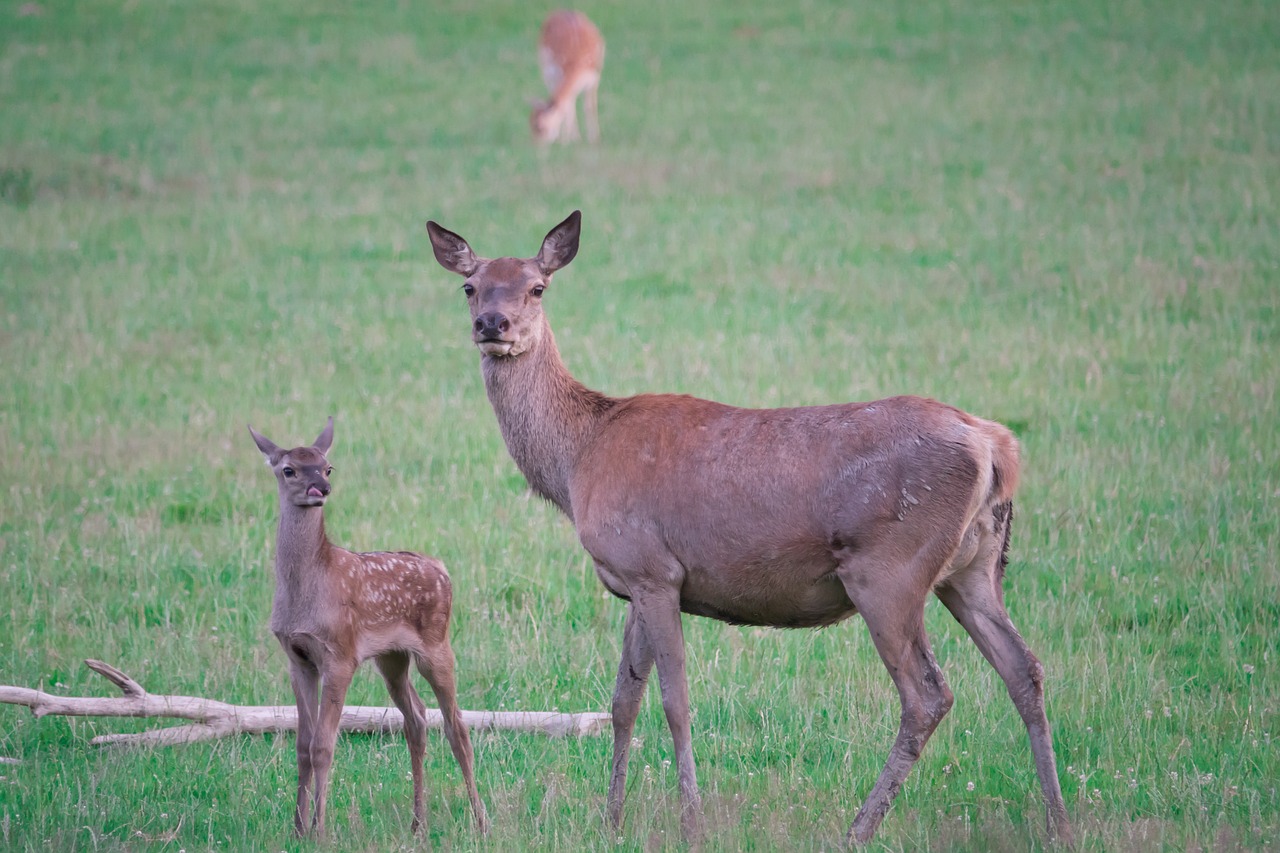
[474,312,511,338]
[307,482,330,498]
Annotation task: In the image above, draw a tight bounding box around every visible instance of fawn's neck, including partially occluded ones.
[481,321,614,521]
[270,499,335,633]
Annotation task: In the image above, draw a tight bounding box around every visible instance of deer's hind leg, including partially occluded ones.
[584,80,600,143]
[376,651,429,833]
[415,641,489,833]
[838,542,957,845]
[934,502,1073,845]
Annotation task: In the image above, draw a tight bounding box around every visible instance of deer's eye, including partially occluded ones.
[282,467,295,478]
[325,467,333,477]
[462,283,475,297]
[531,284,546,298]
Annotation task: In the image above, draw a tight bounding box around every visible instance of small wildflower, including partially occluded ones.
[966,781,975,791]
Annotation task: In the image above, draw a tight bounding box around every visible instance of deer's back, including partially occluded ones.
[539,10,604,82]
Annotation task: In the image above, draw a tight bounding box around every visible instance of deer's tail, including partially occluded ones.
[980,419,1021,508]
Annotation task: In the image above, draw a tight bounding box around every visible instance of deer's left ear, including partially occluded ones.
[537,210,581,276]
[248,424,282,465]
[313,416,335,455]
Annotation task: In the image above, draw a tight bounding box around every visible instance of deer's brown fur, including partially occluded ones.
[426,211,1072,846]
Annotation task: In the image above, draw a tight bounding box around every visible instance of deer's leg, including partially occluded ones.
[935,509,1072,845]
[565,101,581,141]
[840,561,953,846]
[584,83,600,143]
[417,642,490,834]
[632,587,702,841]
[607,602,655,829]
[285,653,321,836]
[310,659,356,838]
[376,652,429,833]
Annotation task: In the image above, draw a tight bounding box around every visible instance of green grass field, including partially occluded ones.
[2,0,1277,849]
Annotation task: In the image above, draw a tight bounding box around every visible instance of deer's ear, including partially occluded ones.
[313,416,334,455]
[537,210,581,275]
[426,221,480,276]
[248,425,282,464]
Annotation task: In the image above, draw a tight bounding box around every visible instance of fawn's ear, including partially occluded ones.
[426,221,480,276]
[313,416,334,455]
[248,424,282,465]
[537,210,581,276]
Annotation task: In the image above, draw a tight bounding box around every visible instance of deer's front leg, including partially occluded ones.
[632,586,702,841]
[607,602,655,829]
[310,659,356,837]
[285,651,321,837]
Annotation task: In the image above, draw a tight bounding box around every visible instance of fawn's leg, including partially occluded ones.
[284,648,321,836]
[377,652,429,833]
[309,659,356,838]
[418,643,490,834]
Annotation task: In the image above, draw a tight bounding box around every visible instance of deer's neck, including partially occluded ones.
[481,322,614,522]
[270,500,334,634]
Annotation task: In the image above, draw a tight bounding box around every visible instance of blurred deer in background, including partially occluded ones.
[426,211,1073,847]
[530,10,604,143]
[249,417,488,838]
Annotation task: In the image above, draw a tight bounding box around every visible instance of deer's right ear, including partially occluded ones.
[426,221,479,276]
[313,416,334,455]
[248,425,282,464]
[537,210,581,275]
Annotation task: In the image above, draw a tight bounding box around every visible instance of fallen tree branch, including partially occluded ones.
[0,659,610,746]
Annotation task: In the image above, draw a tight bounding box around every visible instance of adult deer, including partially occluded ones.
[249,417,488,838]
[425,211,1072,846]
[530,10,604,143]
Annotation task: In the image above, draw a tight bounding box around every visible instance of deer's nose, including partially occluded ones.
[474,312,511,337]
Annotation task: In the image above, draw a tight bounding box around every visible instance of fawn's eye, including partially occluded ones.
[462,283,475,297]
[325,467,333,477]
[282,467,295,478]
[531,284,546,298]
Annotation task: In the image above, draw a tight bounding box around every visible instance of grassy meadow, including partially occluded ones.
[2,0,1277,849]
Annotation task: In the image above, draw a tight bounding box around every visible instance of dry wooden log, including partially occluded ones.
[0,659,610,746]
